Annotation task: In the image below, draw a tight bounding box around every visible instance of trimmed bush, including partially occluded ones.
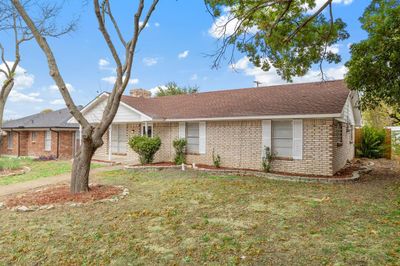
[128,136,161,164]
[173,138,187,165]
[356,126,386,158]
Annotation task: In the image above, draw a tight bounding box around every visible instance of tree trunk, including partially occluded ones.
[70,138,96,193]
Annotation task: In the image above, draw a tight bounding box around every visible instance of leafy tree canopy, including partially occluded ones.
[345,0,400,111]
[156,82,198,97]
[205,0,349,81]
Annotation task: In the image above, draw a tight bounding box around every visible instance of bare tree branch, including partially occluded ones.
[12,0,89,128]
[104,0,127,47]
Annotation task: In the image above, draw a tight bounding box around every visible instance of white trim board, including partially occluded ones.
[165,113,342,122]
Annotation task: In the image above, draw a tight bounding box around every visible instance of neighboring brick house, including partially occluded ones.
[1,108,80,159]
[70,80,361,176]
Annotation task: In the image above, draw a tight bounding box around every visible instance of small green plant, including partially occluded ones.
[356,126,386,158]
[128,135,161,164]
[0,157,21,171]
[173,138,187,165]
[212,149,221,168]
[262,146,274,172]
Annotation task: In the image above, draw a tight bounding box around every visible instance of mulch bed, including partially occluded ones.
[4,185,122,208]
[196,161,363,179]
[131,162,177,167]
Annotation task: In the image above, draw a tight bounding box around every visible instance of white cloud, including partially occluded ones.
[327,44,340,54]
[154,22,160,27]
[50,99,65,105]
[178,50,189,59]
[143,57,158,66]
[0,62,34,90]
[9,90,43,103]
[190,74,198,81]
[48,83,75,92]
[307,0,353,13]
[231,56,347,86]
[208,13,258,39]
[139,21,150,28]
[148,85,165,96]
[101,76,139,85]
[98,58,110,68]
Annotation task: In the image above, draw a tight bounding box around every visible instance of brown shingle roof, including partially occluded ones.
[121,80,349,120]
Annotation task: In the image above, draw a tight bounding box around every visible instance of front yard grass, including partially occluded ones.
[0,157,102,186]
[0,160,399,265]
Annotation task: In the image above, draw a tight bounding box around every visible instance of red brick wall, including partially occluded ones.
[1,132,19,156]
[1,130,75,159]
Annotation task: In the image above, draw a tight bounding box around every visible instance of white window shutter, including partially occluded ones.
[292,119,303,160]
[179,122,186,139]
[199,122,206,154]
[261,120,272,157]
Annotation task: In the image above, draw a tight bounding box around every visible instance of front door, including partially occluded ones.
[111,124,127,154]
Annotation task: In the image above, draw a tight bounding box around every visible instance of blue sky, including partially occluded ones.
[1,0,370,120]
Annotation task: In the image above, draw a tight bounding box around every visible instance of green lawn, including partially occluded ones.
[0,160,399,265]
[0,157,102,186]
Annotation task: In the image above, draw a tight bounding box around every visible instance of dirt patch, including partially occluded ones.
[4,184,122,207]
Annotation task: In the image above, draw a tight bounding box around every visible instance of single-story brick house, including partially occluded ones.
[71,80,361,176]
[1,108,80,159]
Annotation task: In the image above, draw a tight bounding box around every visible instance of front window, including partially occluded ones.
[186,122,199,154]
[112,124,127,154]
[141,123,153,137]
[7,132,13,149]
[336,122,343,146]
[31,131,37,142]
[44,131,52,151]
[272,121,293,158]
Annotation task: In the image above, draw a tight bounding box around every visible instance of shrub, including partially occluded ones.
[262,146,274,172]
[173,138,187,165]
[128,135,161,164]
[356,126,386,158]
[35,155,57,161]
[0,157,21,171]
[212,149,221,168]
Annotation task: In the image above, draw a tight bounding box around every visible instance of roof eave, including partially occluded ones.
[164,113,342,122]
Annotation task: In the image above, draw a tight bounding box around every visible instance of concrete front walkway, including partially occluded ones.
[0,165,122,198]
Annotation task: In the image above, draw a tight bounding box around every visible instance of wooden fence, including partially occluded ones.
[355,128,392,159]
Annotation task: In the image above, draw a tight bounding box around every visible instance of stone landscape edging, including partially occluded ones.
[194,162,374,184]
[0,185,129,212]
[0,166,31,178]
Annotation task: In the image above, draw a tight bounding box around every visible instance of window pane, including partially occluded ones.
[8,132,13,149]
[272,121,293,157]
[272,121,293,138]
[187,144,199,154]
[187,123,199,137]
[273,147,292,157]
[186,123,199,153]
[273,138,292,148]
[45,131,51,151]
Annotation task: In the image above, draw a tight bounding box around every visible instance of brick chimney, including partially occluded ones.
[129,88,151,98]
